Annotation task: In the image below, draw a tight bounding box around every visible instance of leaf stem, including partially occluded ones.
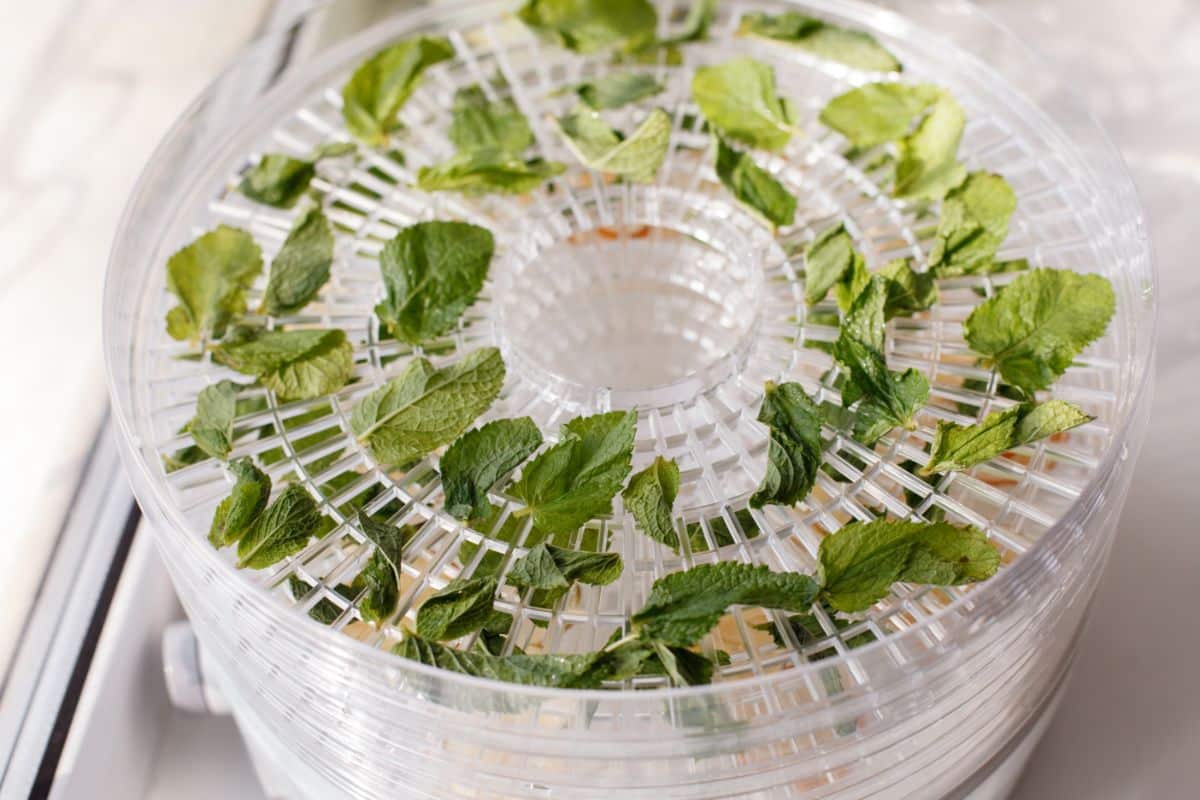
[603,632,638,653]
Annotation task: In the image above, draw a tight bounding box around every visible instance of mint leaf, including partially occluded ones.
[208,457,271,548]
[352,514,412,623]
[187,380,241,460]
[804,223,866,306]
[260,206,334,316]
[921,399,1092,475]
[573,71,664,110]
[374,220,494,345]
[507,543,622,604]
[448,85,534,154]
[341,36,455,146]
[351,347,505,466]
[833,277,929,444]
[415,576,499,640]
[632,563,820,647]
[165,226,263,343]
[290,577,357,625]
[687,508,760,553]
[239,144,356,209]
[878,258,937,319]
[416,149,565,195]
[692,57,796,152]
[816,518,1000,613]
[517,0,658,54]
[819,82,940,149]
[212,328,355,402]
[751,381,824,509]
[929,172,1017,277]
[893,91,966,201]
[963,268,1116,395]
[714,137,796,228]
[441,417,543,520]
[647,641,717,686]
[236,484,323,569]
[738,11,901,72]
[622,456,680,549]
[509,410,636,536]
[555,106,670,182]
[670,0,717,44]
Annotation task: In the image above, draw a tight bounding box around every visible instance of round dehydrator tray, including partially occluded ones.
[104,0,1154,797]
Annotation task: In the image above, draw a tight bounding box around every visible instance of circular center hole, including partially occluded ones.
[496,209,764,406]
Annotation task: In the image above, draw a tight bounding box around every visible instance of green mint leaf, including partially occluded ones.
[312,141,357,160]
[212,328,355,402]
[441,417,543,520]
[352,514,412,623]
[507,543,623,604]
[448,85,534,154]
[893,91,966,201]
[168,394,269,472]
[236,484,323,569]
[374,220,494,345]
[188,380,241,461]
[692,57,796,152]
[670,0,717,44]
[165,225,263,343]
[648,641,716,686]
[804,223,863,306]
[632,562,820,647]
[816,518,1000,613]
[929,172,1018,277]
[208,457,271,548]
[341,36,455,146]
[573,71,664,110]
[686,509,761,554]
[819,82,941,149]
[963,268,1116,395]
[878,258,937,319]
[833,277,929,444]
[756,606,876,655]
[714,137,797,228]
[922,399,1092,475]
[738,11,901,72]
[290,577,357,625]
[415,576,499,640]
[260,206,334,316]
[509,410,637,537]
[417,149,565,195]
[351,347,505,467]
[751,381,824,509]
[555,106,671,182]
[517,0,658,54]
[239,155,316,209]
[622,456,681,549]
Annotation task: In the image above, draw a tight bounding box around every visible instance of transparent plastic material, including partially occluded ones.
[104,0,1155,797]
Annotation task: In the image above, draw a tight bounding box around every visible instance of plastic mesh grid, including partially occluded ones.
[144,0,1121,695]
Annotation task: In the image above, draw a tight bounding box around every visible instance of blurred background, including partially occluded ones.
[0,1,1196,798]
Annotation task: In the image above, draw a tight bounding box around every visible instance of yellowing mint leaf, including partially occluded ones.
[237,484,323,569]
[555,106,671,182]
[573,71,664,110]
[894,91,966,201]
[239,144,356,209]
[448,85,534,154]
[632,563,820,647]
[819,82,940,149]
[165,226,263,343]
[509,410,636,537]
[212,328,355,402]
[878,258,937,318]
[341,36,455,146]
[816,518,999,612]
[375,221,494,345]
[751,382,824,509]
[622,456,680,550]
[738,11,901,72]
[260,207,334,316]
[208,457,271,548]
[187,380,241,461]
[507,543,622,603]
[692,58,797,152]
[415,576,498,640]
[714,137,796,228]
[417,149,565,195]
[963,268,1116,395]
[929,172,1018,277]
[517,0,658,54]
[352,514,412,623]
[351,347,505,467]
[441,417,543,520]
[921,399,1092,475]
[833,277,929,444]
